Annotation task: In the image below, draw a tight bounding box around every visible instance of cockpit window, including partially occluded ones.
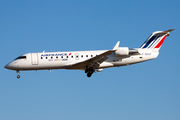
[15,56,26,60]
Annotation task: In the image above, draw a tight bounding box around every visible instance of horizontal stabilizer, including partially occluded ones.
[163,29,175,36]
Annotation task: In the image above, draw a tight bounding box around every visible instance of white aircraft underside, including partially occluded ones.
[4,29,174,78]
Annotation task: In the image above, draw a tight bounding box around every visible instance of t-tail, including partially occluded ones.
[140,29,174,51]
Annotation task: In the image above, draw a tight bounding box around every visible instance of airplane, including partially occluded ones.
[4,29,174,79]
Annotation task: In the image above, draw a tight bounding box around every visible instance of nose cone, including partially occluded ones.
[4,63,11,70]
[4,62,17,70]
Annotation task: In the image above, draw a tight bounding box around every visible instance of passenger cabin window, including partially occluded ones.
[81,55,83,58]
[56,56,58,59]
[15,56,26,60]
[91,55,93,57]
[41,57,43,59]
[61,56,63,58]
[46,57,48,59]
[86,55,88,57]
[51,57,53,59]
[67,56,68,58]
[71,56,73,58]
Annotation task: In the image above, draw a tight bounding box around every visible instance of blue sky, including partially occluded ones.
[1,0,180,120]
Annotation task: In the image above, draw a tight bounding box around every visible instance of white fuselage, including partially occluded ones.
[5,49,159,71]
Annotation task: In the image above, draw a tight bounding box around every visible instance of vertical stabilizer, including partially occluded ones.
[140,29,174,51]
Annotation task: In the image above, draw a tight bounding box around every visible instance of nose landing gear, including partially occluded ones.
[16,70,20,79]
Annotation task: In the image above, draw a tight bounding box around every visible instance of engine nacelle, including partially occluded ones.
[115,47,129,56]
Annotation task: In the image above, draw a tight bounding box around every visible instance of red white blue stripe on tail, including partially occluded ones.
[140,29,174,49]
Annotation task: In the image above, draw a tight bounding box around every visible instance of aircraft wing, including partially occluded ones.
[68,50,115,70]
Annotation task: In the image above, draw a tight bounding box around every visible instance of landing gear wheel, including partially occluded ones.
[87,72,92,77]
[85,69,88,73]
[87,71,93,77]
[17,75,20,79]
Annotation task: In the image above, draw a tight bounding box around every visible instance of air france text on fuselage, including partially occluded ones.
[41,53,68,57]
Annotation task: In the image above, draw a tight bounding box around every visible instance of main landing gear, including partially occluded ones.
[85,67,94,77]
[16,70,20,79]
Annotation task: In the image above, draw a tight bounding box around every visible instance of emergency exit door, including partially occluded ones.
[31,53,38,65]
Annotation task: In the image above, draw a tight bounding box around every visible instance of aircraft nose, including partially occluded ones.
[4,63,11,69]
[4,62,18,70]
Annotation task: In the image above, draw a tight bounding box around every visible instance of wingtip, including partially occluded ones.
[113,41,120,50]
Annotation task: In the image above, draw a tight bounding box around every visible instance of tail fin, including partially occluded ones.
[140,29,174,51]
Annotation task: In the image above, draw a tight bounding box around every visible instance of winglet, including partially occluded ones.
[113,41,120,50]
